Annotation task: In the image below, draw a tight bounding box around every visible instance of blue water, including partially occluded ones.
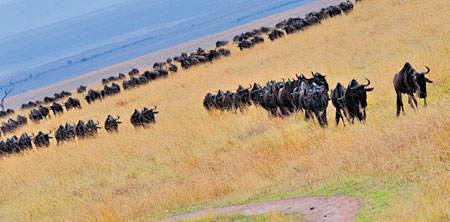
[0,0,313,95]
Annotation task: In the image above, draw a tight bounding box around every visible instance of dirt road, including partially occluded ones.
[161,196,362,222]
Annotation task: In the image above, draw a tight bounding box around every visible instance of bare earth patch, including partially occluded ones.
[161,196,362,222]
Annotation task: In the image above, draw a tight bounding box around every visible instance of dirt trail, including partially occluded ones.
[160,196,363,222]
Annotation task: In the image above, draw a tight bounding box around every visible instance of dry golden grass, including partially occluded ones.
[0,0,449,221]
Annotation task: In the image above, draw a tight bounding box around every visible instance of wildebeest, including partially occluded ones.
[55,123,76,144]
[65,97,82,110]
[128,68,140,76]
[50,102,64,115]
[29,106,50,122]
[21,101,38,110]
[86,119,101,136]
[85,89,102,104]
[344,78,374,122]
[104,115,122,132]
[16,115,27,125]
[18,132,34,150]
[203,93,216,110]
[331,83,348,126]
[77,85,87,94]
[393,63,432,116]
[75,120,87,138]
[101,83,121,97]
[0,115,28,135]
[301,82,329,127]
[33,131,52,148]
[130,106,159,127]
[0,109,14,118]
[216,40,229,48]
[268,29,285,41]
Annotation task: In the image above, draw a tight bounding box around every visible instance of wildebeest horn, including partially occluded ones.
[363,78,371,87]
[30,133,35,138]
[48,130,52,134]
[153,105,158,110]
[423,66,430,74]
[96,121,100,125]
[116,116,120,120]
[337,96,345,101]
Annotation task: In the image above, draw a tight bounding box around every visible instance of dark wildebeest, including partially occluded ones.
[18,132,34,150]
[233,85,252,112]
[268,29,285,41]
[38,106,50,119]
[104,115,122,132]
[85,89,102,104]
[331,83,348,126]
[16,115,27,125]
[77,85,87,93]
[129,68,140,76]
[130,109,144,127]
[65,97,82,110]
[76,120,87,138]
[43,96,56,104]
[55,123,76,144]
[393,63,432,116]
[142,106,159,124]
[344,78,374,122]
[303,83,329,127]
[131,106,159,127]
[55,125,67,144]
[216,40,229,48]
[203,93,216,110]
[33,131,52,148]
[50,102,64,115]
[86,119,101,136]
[29,109,44,122]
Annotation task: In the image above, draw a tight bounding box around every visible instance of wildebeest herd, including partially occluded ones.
[15,1,356,115]
[234,1,355,50]
[0,106,158,155]
[204,62,433,127]
[0,1,436,156]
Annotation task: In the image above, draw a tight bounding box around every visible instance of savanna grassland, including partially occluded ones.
[0,0,449,221]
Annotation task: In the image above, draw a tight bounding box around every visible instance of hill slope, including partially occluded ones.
[0,0,449,221]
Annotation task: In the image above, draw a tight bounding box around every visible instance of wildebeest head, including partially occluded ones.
[105,115,121,132]
[399,63,432,98]
[412,66,432,98]
[349,78,373,107]
[346,78,374,121]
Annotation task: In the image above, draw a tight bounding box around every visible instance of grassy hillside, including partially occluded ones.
[0,0,449,221]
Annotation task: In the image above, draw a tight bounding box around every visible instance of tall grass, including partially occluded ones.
[0,0,449,221]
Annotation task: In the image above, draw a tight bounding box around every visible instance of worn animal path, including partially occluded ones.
[160,196,363,222]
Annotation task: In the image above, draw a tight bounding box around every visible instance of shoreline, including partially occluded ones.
[5,0,344,108]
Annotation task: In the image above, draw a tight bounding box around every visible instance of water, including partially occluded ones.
[0,0,313,95]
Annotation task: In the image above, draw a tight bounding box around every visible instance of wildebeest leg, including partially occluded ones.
[411,94,418,110]
[407,94,415,110]
[424,98,427,107]
[335,109,341,126]
[316,111,326,127]
[321,110,328,126]
[396,92,403,116]
[304,111,310,121]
